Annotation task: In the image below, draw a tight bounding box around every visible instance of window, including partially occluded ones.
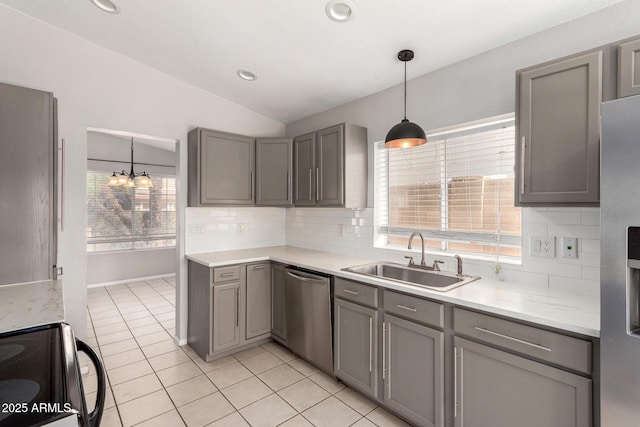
[376,116,521,261]
[87,171,176,252]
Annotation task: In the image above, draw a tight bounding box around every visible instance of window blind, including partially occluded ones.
[376,118,521,259]
[87,171,177,252]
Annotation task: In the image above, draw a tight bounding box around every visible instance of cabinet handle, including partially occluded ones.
[250,171,254,200]
[397,304,417,313]
[382,322,386,380]
[369,317,373,373]
[308,169,312,201]
[220,272,235,278]
[252,265,268,270]
[387,323,392,399]
[287,170,291,202]
[343,289,359,296]
[474,326,552,352]
[60,138,65,232]
[316,168,320,201]
[235,288,239,327]
[520,136,526,195]
[454,346,459,418]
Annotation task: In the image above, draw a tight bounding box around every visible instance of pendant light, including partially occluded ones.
[108,139,153,188]
[385,49,427,148]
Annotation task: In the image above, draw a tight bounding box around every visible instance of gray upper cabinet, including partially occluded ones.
[454,337,591,427]
[188,128,255,206]
[334,298,378,398]
[516,49,603,206]
[293,123,367,208]
[256,138,293,206]
[271,263,287,342]
[0,83,57,285]
[246,263,272,340]
[618,37,640,98]
[384,313,444,427]
[293,132,316,206]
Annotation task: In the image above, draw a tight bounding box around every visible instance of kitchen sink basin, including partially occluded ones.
[342,261,479,292]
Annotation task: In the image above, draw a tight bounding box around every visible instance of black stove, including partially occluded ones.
[0,323,104,427]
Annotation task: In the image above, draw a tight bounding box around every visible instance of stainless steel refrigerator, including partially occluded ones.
[601,93,640,426]
[0,82,58,285]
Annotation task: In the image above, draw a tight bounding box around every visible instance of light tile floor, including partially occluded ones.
[84,277,410,427]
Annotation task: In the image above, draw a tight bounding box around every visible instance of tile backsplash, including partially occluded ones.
[186,206,600,295]
[185,207,286,254]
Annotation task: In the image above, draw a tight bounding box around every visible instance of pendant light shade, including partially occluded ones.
[385,50,427,148]
[107,139,153,188]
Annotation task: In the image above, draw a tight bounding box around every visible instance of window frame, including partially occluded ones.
[86,170,177,253]
[374,114,522,263]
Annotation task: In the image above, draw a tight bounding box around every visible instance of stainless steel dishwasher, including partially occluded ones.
[284,267,333,374]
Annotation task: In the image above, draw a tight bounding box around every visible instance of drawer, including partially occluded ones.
[383,290,443,328]
[335,278,378,308]
[454,308,592,375]
[213,265,240,283]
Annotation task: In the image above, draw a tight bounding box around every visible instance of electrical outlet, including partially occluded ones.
[530,236,555,257]
[188,224,205,236]
[338,224,345,238]
[561,237,578,259]
[236,223,245,234]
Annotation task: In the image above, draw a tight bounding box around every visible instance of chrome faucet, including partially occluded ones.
[455,254,463,276]
[408,232,426,267]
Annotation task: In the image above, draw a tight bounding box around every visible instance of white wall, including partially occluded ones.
[0,5,285,339]
[86,249,176,286]
[283,3,640,295]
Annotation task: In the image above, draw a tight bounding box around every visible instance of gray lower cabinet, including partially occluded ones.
[334,298,378,398]
[212,281,240,353]
[454,337,592,427]
[246,263,271,339]
[618,37,640,98]
[256,138,293,206]
[188,128,255,206]
[293,123,367,208]
[383,313,444,427]
[271,264,287,342]
[516,49,603,206]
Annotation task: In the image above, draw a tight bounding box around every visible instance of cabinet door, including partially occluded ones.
[316,124,344,206]
[246,263,272,339]
[256,138,292,206]
[334,299,378,398]
[0,83,55,285]
[211,282,240,353]
[271,264,287,341]
[293,132,316,206]
[200,130,255,205]
[454,337,591,427]
[384,314,444,427]
[517,50,601,205]
[618,37,640,98]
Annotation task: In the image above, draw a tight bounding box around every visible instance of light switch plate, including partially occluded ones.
[530,236,555,257]
[561,237,578,258]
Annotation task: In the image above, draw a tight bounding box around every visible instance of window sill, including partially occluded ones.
[87,246,176,256]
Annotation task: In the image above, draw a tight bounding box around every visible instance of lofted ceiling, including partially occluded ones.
[0,0,626,123]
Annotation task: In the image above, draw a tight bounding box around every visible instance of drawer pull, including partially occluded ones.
[343,289,359,296]
[251,265,268,270]
[220,272,236,278]
[474,327,552,352]
[397,304,417,313]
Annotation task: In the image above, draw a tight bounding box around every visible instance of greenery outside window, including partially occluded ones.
[375,115,522,262]
[87,171,176,252]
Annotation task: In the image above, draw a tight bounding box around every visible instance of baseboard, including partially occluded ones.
[87,273,175,289]
[173,335,188,346]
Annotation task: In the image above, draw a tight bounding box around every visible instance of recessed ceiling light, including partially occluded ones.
[90,0,120,14]
[325,0,353,22]
[237,70,257,81]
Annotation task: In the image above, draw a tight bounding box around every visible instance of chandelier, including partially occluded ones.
[108,139,153,188]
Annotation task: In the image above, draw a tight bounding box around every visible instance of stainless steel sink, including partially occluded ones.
[342,261,479,292]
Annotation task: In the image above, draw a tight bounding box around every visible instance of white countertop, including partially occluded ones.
[187,246,600,338]
[0,280,65,334]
